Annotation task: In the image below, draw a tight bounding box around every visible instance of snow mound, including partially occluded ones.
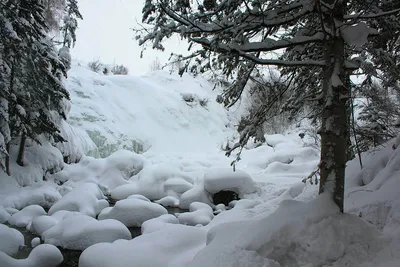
[79,223,206,267]
[155,196,180,207]
[52,150,146,192]
[31,237,41,248]
[48,183,108,217]
[0,206,10,223]
[8,205,47,228]
[28,215,59,235]
[0,176,62,210]
[141,214,180,235]
[177,202,214,226]
[111,163,194,200]
[42,213,131,250]
[203,168,257,195]
[0,244,63,267]
[0,224,24,256]
[179,182,213,209]
[98,198,167,227]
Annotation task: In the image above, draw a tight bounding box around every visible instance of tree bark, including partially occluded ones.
[17,133,26,167]
[5,142,11,175]
[319,0,348,213]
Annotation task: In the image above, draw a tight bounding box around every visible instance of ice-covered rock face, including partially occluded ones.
[98,198,168,227]
[203,168,257,196]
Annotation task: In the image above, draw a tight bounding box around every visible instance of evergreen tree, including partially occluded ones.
[138,0,400,212]
[0,0,70,171]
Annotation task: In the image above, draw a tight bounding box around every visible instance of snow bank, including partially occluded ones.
[111,163,194,200]
[42,213,131,250]
[0,244,63,267]
[79,223,206,267]
[203,168,257,195]
[48,183,108,217]
[98,198,167,227]
[189,194,392,267]
[8,205,47,228]
[346,140,400,236]
[0,224,24,256]
[177,202,214,226]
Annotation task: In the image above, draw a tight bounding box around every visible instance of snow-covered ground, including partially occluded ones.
[1,63,399,267]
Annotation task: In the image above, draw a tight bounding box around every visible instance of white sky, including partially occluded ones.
[72,0,188,75]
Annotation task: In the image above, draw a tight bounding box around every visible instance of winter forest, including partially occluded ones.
[0,0,400,266]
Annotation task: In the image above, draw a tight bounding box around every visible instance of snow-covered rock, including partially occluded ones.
[52,150,146,192]
[8,205,47,228]
[177,202,214,226]
[0,244,63,267]
[0,224,24,256]
[179,182,213,210]
[203,168,257,196]
[28,215,58,235]
[42,213,131,250]
[98,198,167,227]
[155,196,180,207]
[48,183,108,217]
[111,164,194,201]
[0,206,10,223]
[31,237,41,248]
[141,214,179,235]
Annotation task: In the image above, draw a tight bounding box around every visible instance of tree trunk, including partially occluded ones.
[5,142,11,176]
[17,133,26,167]
[319,0,348,213]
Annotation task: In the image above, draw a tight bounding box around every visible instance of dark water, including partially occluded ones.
[11,202,187,267]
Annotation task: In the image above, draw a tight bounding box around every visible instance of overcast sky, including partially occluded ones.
[71,0,188,75]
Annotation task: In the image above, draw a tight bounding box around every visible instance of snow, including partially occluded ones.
[8,205,47,228]
[203,168,257,195]
[0,244,63,267]
[98,198,168,227]
[0,224,24,256]
[48,183,108,217]
[42,212,131,250]
[179,182,213,209]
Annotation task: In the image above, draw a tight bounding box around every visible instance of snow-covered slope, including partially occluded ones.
[66,63,237,157]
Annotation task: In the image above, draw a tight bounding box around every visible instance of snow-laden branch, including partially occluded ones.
[344,7,400,20]
[193,32,324,53]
